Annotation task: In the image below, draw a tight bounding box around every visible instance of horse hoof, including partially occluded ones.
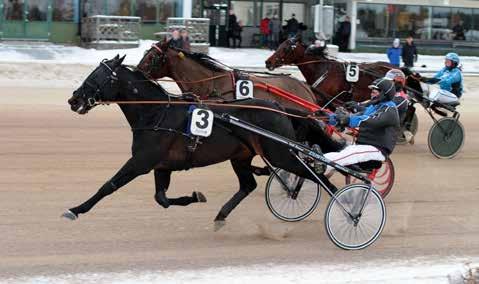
[61,210,78,221]
[155,193,170,208]
[214,220,226,232]
[193,191,207,203]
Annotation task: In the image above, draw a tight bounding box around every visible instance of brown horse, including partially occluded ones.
[265,37,404,107]
[137,40,319,113]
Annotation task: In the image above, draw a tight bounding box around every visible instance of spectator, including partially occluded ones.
[168,29,183,49]
[227,9,238,48]
[401,35,418,68]
[285,14,299,38]
[337,16,351,52]
[233,20,243,48]
[180,29,191,51]
[260,15,271,48]
[336,16,351,52]
[269,14,281,50]
[453,21,466,40]
[387,38,402,67]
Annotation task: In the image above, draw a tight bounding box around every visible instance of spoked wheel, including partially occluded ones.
[344,158,395,199]
[428,117,465,159]
[325,184,386,250]
[397,113,419,144]
[265,169,321,222]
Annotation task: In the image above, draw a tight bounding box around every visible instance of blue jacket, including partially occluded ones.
[387,47,402,67]
[433,67,463,97]
[329,101,399,155]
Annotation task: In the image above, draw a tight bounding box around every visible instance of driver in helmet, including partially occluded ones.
[324,78,400,174]
[384,69,414,144]
[417,52,463,104]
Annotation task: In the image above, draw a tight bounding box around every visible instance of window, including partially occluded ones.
[107,0,132,16]
[159,0,179,23]
[357,3,387,38]
[469,9,479,41]
[53,0,74,21]
[5,0,24,20]
[83,0,106,17]
[282,3,304,24]
[27,0,49,21]
[135,0,157,22]
[231,1,255,26]
[395,5,430,39]
[262,1,279,20]
[451,8,472,41]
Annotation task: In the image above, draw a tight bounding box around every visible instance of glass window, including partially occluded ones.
[26,0,48,21]
[231,1,254,26]
[357,3,387,38]
[135,0,157,22]
[159,0,179,23]
[107,0,132,16]
[431,7,452,40]
[192,0,202,18]
[5,0,24,20]
[83,0,106,17]
[451,8,472,41]
[469,9,479,41]
[53,0,74,21]
[395,5,430,39]
[282,3,304,24]
[262,2,279,20]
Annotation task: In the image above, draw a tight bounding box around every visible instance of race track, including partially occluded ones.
[0,78,479,280]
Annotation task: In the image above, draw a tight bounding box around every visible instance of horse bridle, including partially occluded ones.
[78,60,119,107]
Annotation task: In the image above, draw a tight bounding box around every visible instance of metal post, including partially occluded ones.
[349,0,356,50]
[183,0,192,18]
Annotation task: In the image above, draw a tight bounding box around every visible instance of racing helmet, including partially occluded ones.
[385,69,406,86]
[368,78,395,103]
[445,52,460,68]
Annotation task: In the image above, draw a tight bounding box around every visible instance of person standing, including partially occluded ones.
[387,38,402,67]
[269,14,281,50]
[401,35,418,68]
[180,29,191,51]
[227,9,238,48]
[337,16,351,52]
[285,14,299,38]
[168,29,183,49]
[233,20,243,48]
[260,15,271,48]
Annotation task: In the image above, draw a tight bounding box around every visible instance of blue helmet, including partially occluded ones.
[445,52,460,64]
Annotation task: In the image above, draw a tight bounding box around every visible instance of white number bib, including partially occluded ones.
[190,108,214,137]
[346,64,359,82]
[235,80,254,99]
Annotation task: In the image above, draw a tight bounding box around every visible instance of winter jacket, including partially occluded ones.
[401,43,417,67]
[430,67,464,97]
[260,18,271,35]
[269,19,281,34]
[387,47,402,67]
[348,101,400,155]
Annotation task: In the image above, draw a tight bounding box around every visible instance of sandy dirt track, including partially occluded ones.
[0,80,479,279]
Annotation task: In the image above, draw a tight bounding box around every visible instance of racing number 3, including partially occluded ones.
[190,108,214,137]
[195,109,210,129]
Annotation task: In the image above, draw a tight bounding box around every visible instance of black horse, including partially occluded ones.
[64,55,339,229]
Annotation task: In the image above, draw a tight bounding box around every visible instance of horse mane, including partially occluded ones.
[123,65,170,96]
[170,47,231,72]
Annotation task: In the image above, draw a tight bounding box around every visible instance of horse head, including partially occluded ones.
[265,36,305,71]
[137,39,171,79]
[68,55,125,114]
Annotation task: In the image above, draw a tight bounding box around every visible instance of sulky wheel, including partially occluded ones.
[265,169,321,222]
[344,158,395,199]
[428,117,465,159]
[325,184,386,250]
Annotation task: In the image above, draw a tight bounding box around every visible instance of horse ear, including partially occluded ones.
[118,55,126,65]
[114,54,120,60]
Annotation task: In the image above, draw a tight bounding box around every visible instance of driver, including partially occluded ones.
[323,78,400,174]
[416,52,463,104]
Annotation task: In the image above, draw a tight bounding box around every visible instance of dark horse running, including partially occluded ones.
[64,55,338,230]
[265,36,417,108]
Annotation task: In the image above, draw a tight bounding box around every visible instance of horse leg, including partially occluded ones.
[154,169,207,208]
[62,155,154,220]
[214,157,257,231]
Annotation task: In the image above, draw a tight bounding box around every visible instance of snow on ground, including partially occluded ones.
[1,257,477,284]
[0,40,479,73]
